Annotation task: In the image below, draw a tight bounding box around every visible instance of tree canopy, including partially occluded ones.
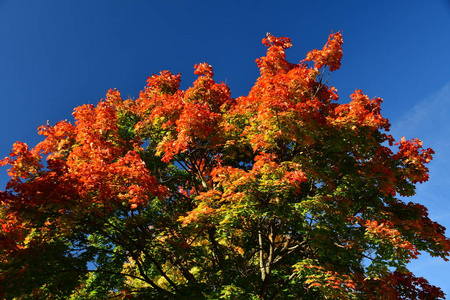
[1,32,449,299]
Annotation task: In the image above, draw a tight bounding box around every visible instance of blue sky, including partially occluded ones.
[1,0,450,295]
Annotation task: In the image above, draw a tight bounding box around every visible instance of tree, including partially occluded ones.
[1,32,449,299]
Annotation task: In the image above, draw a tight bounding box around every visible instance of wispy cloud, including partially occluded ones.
[391,82,450,144]
[391,82,450,295]
[391,82,450,213]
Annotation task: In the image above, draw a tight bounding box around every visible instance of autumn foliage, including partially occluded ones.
[1,32,449,299]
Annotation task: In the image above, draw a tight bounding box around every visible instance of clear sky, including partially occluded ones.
[1,0,450,295]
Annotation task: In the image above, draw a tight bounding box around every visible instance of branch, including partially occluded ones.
[258,229,266,281]
[207,226,225,268]
[61,268,174,297]
[259,222,275,299]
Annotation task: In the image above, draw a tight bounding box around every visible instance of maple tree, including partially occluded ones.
[1,32,449,299]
